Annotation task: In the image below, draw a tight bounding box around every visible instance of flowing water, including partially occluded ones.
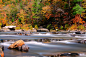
[0,32,86,57]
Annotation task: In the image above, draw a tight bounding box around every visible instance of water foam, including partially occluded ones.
[0,35,18,36]
[24,41,67,47]
[51,40,78,44]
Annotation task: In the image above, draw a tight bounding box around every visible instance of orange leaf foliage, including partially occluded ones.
[72,14,85,24]
[45,13,51,20]
[79,18,85,24]
[0,0,2,3]
[0,12,7,24]
[72,14,80,23]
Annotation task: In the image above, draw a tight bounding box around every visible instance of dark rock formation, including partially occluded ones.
[75,31,85,34]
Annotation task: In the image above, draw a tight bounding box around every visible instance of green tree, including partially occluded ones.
[73,4,85,15]
[32,0,43,26]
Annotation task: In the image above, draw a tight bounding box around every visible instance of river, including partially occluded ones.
[0,32,86,57]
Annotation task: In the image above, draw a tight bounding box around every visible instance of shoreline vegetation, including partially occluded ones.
[0,27,86,32]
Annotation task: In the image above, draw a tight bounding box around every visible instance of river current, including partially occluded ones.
[0,32,86,57]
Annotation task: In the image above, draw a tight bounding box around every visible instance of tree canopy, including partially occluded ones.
[0,0,85,30]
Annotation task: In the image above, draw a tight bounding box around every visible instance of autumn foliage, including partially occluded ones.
[69,14,85,30]
[0,0,85,30]
[72,14,85,24]
[69,24,78,30]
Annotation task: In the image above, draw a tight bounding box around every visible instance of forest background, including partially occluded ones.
[0,0,86,31]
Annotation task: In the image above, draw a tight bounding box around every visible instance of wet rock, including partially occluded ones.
[75,31,81,34]
[8,40,29,52]
[60,53,79,56]
[75,31,85,34]
[71,34,75,37]
[60,53,70,56]
[38,39,42,42]
[19,33,22,35]
[18,45,29,52]
[18,46,22,51]
[0,39,4,43]
[21,45,29,52]
[8,40,25,49]
[70,53,79,56]
[25,34,29,36]
[51,32,58,34]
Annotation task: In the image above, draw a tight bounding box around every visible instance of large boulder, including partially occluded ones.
[8,40,25,49]
[8,40,29,52]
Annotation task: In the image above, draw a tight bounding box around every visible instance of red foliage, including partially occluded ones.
[72,14,85,24]
[72,14,80,23]
[51,14,54,17]
[63,16,66,18]
[64,12,68,15]
[45,13,51,20]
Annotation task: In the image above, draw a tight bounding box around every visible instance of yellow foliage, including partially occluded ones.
[54,24,58,29]
[55,27,58,29]
[69,24,77,30]
[34,25,38,29]
[20,24,29,30]
[42,5,51,14]
[0,22,1,29]
[0,22,2,26]
[15,27,20,30]
[52,0,60,3]
[69,24,85,30]
[48,0,51,1]
[78,25,85,30]
[20,9,24,14]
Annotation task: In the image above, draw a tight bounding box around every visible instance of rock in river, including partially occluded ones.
[8,40,25,49]
[8,40,29,52]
